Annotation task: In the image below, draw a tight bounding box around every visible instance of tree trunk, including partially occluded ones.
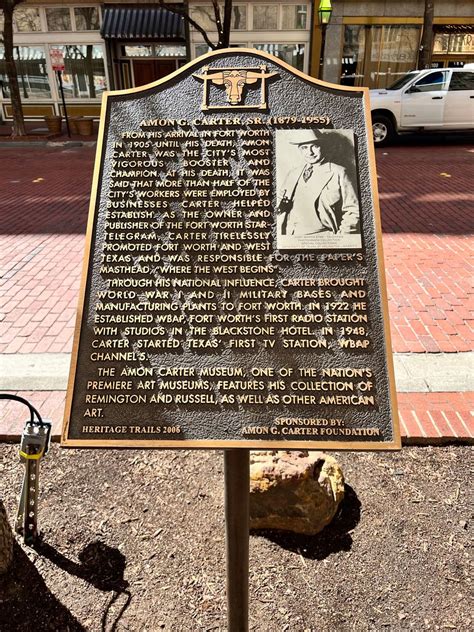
[86,45,96,98]
[418,0,435,69]
[3,4,27,136]
[221,0,232,48]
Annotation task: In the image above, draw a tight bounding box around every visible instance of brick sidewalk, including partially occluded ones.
[376,145,473,353]
[0,147,93,354]
[0,142,473,443]
[1,144,472,355]
[0,389,472,443]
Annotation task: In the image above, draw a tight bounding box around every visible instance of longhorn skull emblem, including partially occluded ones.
[194,66,278,106]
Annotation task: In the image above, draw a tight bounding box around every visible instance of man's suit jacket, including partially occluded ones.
[282,161,360,236]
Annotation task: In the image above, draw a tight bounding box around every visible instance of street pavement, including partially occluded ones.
[0,141,472,443]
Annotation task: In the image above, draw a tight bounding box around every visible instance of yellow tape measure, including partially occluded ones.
[19,450,44,460]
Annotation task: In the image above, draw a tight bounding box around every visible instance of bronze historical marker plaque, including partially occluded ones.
[62,49,400,449]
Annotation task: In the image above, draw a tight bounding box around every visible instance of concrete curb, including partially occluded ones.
[1,352,472,393]
[0,140,96,148]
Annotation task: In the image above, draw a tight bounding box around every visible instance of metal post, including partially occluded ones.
[224,449,249,632]
[319,23,328,80]
[15,419,52,546]
[57,70,71,137]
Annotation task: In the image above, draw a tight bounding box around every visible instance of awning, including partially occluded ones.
[101,5,185,40]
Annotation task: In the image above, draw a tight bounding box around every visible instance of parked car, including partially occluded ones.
[369,65,474,146]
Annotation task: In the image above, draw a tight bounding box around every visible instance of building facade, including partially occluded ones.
[189,2,312,73]
[0,2,106,119]
[1,0,472,120]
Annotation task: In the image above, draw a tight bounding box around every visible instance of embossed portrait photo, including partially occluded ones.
[276,129,362,250]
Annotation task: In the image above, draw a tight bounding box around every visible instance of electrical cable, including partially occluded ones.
[0,393,44,425]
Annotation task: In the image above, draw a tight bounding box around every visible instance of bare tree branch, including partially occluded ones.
[157,1,217,50]
[221,0,232,48]
[157,1,234,51]
[211,0,223,39]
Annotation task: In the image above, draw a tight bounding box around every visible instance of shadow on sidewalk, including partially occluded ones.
[251,483,361,560]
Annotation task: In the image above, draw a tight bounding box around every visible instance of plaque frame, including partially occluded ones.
[61,48,401,451]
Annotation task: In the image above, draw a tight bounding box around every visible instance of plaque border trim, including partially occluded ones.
[61,48,401,451]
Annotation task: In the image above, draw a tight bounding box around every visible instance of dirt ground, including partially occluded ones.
[0,444,472,631]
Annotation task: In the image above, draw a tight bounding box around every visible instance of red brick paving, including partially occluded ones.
[1,144,472,354]
[376,144,474,353]
[0,143,473,443]
[1,390,472,444]
[0,147,94,354]
[397,392,473,444]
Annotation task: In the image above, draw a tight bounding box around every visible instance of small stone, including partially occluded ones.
[249,450,344,535]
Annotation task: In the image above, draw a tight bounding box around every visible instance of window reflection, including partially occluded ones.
[53,45,107,99]
[123,45,186,57]
[449,72,474,91]
[434,32,474,54]
[190,4,247,31]
[253,5,278,30]
[342,25,421,88]
[282,5,307,30]
[46,8,72,32]
[14,7,41,32]
[412,71,448,92]
[255,43,305,71]
[74,7,100,31]
[123,45,153,58]
[0,45,50,98]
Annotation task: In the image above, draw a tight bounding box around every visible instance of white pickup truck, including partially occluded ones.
[369,66,474,146]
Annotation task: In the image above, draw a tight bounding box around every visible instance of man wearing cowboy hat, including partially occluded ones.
[277,129,360,244]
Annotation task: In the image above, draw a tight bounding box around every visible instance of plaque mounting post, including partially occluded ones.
[224,449,249,632]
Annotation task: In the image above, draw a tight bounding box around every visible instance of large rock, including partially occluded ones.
[0,500,13,575]
[249,450,344,535]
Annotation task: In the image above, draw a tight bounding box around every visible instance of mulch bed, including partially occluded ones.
[0,444,471,631]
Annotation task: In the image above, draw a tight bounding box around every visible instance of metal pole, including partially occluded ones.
[224,449,249,632]
[319,23,327,80]
[57,70,71,137]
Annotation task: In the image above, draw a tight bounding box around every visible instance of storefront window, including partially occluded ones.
[255,43,305,71]
[433,34,450,54]
[190,6,217,31]
[433,32,474,54]
[191,4,247,31]
[123,45,186,58]
[74,7,100,31]
[231,6,247,30]
[342,25,420,88]
[123,45,153,57]
[195,44,211,58]
[53,45,107,99]
[46,8,72,32]
[154,45,187,57]
[0,45,51,98]
[14,7,41,32]
[281,5,307,30]
[341,25,365,86]
[253,5,278,30]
